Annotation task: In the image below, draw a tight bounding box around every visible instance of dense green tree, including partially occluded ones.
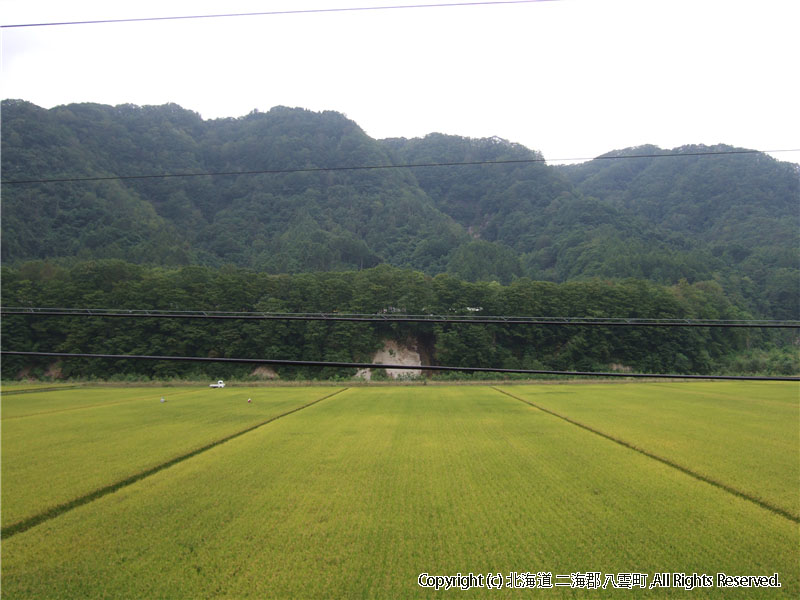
[445,240,521,284]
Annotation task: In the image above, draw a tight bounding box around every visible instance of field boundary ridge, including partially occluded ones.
[1,387,349,539]
[491,387,800,524]
[2,385,81,395]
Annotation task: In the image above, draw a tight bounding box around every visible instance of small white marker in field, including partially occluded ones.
[160,397,165,403]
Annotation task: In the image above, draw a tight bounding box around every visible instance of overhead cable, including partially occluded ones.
[3,308,798,328]
[1,1,558,29]
[3,351,797,381]
[3,148,797,186]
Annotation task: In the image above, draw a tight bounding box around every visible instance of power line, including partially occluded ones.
[3,148,797,186]
[3,351,797,381]
[0,1,557,29]
[2,158,533,185]
[3,308,798,328]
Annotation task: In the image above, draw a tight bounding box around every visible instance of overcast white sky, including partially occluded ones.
[2,0,798,164]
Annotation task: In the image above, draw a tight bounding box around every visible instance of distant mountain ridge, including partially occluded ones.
[2,100,797,317]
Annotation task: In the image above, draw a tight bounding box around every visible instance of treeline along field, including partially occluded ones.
[3,261,796,381]
[1,384,797,598]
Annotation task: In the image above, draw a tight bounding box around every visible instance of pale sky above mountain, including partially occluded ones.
[2,0,798,164]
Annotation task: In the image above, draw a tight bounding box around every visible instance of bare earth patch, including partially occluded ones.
[356,340,422,381]
[251,366,279,380]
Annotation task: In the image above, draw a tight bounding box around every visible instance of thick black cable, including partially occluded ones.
[2,351,797,381]
[0,1,557,29]
[2,308,798,328]
[3,149,797,186]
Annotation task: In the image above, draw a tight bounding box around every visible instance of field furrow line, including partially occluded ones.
[1,387,349,539]
[1,388,200,420]
[2,385,82,395]
[491,386,800,525]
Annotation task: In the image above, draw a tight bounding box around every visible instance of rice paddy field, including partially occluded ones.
[1,381,798,598]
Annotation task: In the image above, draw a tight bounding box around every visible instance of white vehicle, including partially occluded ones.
[209,380,225,388]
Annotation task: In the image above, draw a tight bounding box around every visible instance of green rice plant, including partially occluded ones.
[1,386,340,530]
[497,381,800,519]
[2,386,181,419]
[2,386,796,598]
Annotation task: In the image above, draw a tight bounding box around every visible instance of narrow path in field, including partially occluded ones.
[2,385,81,395]
[492,387,800,524]
[1,389,203,420]
[1,387,349,539]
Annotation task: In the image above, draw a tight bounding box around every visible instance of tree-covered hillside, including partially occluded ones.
[1,101,470,274]
[558,146,799,318]
[2,100,797,318]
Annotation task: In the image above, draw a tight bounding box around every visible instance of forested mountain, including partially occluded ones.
[1,100,468,274]
[2,100,798,318]
[558,147,799,318]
